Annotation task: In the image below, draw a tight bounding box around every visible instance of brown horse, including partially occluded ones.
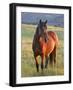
[32,19,59,72]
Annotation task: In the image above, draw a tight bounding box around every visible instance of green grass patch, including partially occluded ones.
[21,24,64,77]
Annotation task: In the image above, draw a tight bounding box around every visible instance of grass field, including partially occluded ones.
[21,24,64,77]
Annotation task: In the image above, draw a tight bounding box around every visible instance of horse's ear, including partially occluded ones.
[45,20,47,24]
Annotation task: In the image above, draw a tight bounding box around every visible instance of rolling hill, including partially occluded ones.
[21,12,64,27]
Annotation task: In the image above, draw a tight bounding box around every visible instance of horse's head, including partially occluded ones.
[37,19,47,35]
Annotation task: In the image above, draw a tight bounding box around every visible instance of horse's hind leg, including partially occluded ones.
[50,46,56,65]
[45,56,49,68]
[34,56,39,72]
[54,46,56,64]
[50,52,54,65]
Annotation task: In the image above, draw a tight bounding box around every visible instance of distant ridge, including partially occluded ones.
[21,12,64,27]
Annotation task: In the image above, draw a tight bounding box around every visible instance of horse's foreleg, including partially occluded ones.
[35,56,39,72]
[41,54,45,71]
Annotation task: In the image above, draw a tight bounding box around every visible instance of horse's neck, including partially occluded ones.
[34,33,39,42]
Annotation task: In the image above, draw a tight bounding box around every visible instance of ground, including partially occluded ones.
[21,24,64,77]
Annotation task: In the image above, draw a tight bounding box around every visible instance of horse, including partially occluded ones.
[32,19,59,72]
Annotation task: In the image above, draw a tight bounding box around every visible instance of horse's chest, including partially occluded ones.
[33,40,41,55]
